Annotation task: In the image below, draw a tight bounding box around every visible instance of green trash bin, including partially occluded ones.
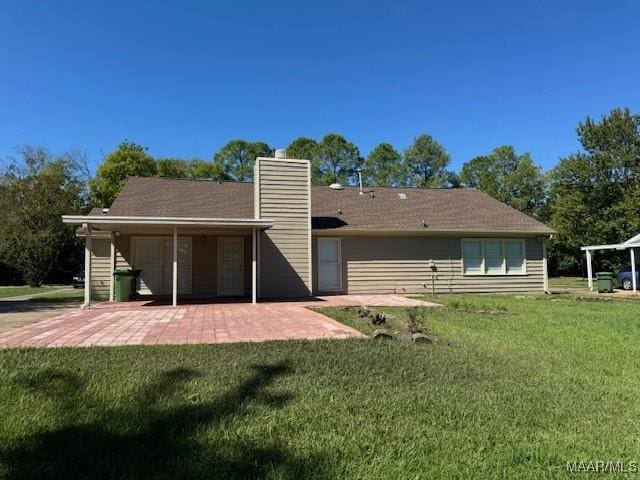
[113,269,141,302]
[596,272,613,293]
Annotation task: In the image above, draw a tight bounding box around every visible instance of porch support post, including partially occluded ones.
[172,226,178,307]
[84,223,92,309]
[631,248,637,294]
[252,228,257,304]
[586,249,593,291]
[109,231,115,302]
[542,237,549,294]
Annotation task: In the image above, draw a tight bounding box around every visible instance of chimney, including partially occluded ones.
[254,153,311,298]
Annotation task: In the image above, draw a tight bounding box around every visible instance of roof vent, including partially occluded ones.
[329,183,343,190]
[101,208,109,215]
[398,193,407,200]
[274,149,287,159]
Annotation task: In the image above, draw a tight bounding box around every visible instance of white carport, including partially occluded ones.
[63,215,273,308]
[581,233,640,293]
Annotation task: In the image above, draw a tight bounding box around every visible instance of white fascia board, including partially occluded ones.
[624,233,640,245]
[312,229,552,237]
[62,215,274,228]
[581,243,640,251]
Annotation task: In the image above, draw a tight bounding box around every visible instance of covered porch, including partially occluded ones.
[63,215,274,307]
[581,233,640,293]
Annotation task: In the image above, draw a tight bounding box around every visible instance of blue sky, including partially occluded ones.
[1,0,638,174]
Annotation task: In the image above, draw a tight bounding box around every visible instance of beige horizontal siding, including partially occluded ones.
[312,236,545,295]
[115,234,131,270]
[257,158,311,298]
[90,238,111,300]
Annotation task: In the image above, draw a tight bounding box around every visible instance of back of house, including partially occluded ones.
[64,152,554,304]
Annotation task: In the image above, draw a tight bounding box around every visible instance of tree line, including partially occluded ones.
[1,107,638,285]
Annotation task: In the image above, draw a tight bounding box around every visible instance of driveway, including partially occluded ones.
[0,287,82,334]
[0,295,438,348]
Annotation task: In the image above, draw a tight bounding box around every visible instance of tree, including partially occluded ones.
[460,146,546,217]
[89,140,156,207]
[156,158,189,178]
[0,146,87,286]
[287,137,318,160]
[403,134,451,187]
[212,140,271,182]
[547,108,640,274]
[186,159,228,180]
[155,158,229,180]
[363,143,404,187]
[313,133,361,185]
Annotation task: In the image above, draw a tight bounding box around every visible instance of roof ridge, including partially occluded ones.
[127,176,253,185]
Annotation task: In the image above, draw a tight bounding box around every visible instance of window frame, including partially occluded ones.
[461,238,527,276]
[317,237,342,292]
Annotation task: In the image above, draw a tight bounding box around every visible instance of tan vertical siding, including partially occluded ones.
[191,236,216,296]
[256,158,311,298]
[90,238,111,300]
[312,235,545,295]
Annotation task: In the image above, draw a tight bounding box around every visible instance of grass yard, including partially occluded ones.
[27,289,84,303]
[1,294,639,479]
[549,276,589,289]
[0,286,66,299]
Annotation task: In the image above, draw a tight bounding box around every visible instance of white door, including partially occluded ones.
[217,237,244,296]
[134,236,192,295]
[134,237,163,295]
[318,238,341,291]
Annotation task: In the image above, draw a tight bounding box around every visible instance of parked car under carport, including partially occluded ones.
[617,266,640,290]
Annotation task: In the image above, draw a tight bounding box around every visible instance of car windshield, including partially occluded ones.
[621,265,640,272]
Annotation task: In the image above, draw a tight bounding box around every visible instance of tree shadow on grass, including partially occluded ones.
[1,361,331,479]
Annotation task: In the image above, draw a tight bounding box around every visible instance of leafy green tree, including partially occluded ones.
[404,134,451,187]
[313,133,361,185]
[89,140,156,207]
[287,137,318,160]
[212,140,271,182]
[460,146,546,217]
[186,159,228,180]
[363,143,404,187]
[156,158,189,178]
[548,108,640,274]
[157,158,228,180]
[0,146,87,286]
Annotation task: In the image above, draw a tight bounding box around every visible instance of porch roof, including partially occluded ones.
[62,214,274,231]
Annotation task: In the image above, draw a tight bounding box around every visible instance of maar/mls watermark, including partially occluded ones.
[566,460,638,474]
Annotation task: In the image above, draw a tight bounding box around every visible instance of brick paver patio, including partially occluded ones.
[0,294,438,348]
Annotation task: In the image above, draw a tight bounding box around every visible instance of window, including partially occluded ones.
[462,239,526,275]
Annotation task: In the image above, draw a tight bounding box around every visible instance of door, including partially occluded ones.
[133,236,192,295]
[217,237,244,296]
[134,237,163,295]
[318,238,341,291]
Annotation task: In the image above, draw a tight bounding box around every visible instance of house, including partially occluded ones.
[63,152,555,307]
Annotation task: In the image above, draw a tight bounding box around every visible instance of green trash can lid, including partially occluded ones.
[113,269,142,276]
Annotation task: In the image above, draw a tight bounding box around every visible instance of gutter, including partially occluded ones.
[62,215,274,229]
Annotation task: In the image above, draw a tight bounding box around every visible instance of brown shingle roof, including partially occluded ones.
[102,177,553,234]
[107,177,254,218]
[311,186,553,234]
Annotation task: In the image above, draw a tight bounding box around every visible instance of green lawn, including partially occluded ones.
[0,286,66,299]
[0,294,639,479]
[549,276,589,288]
[27,289,84,303]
